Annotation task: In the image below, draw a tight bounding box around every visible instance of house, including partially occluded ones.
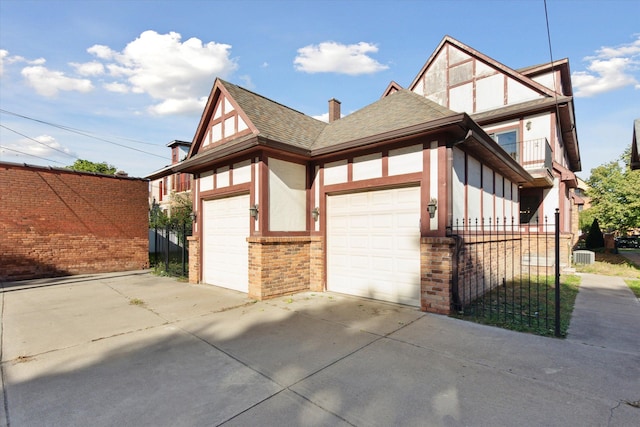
[147,140,192,214]
[632,119,639,170]
[170,36,581,314]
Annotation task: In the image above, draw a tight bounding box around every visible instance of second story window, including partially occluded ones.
[491,130,519,161]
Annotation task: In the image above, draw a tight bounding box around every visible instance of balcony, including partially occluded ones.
[499,138,553,188]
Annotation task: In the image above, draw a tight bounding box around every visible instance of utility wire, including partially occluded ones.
[0,108,162,146]
[0,108,169,159]
[543,0,564,146]
[0,124,79,160]
[0,144,66,164]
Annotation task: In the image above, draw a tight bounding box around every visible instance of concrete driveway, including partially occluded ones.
[1,271,638,426]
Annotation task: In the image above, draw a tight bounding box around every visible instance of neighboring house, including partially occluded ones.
[169,36,581,314]
[573,176,590,212]
[631,119,639,170]
[147,140,192,214]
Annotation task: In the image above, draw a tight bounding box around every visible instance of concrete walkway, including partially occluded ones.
[568,273,640,354]
[1,271,639,426]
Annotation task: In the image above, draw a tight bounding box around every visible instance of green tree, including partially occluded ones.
[67,159,118,175]
[586,146,640,234]
[148,192,192,229]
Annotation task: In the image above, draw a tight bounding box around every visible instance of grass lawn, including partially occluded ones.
[626,279,640,299]
[452,275,581,338]
[574,249,640,278]
[573,249,640,298]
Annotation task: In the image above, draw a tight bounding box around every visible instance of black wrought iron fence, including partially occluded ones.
[149,221,192,277]
[449,210,562,337]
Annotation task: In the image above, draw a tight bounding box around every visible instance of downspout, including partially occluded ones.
[449,129,472,312]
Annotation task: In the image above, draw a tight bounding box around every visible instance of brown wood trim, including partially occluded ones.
[323,172,422,195]
[247,235,321,243]
[259,154,269,233]
[257,230,311,237]
[421,144,431,235]
[199,182,251,200]
[381,149,389,177]
[440,145,450,233]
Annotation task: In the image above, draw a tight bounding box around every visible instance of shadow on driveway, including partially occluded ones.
[2,272,639,426]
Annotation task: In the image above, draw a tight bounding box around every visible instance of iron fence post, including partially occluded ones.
[182,220,187,276]
[165,223,170,273]
[554,208,561,337]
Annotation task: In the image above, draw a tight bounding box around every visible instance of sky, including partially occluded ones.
[0,0,638,179]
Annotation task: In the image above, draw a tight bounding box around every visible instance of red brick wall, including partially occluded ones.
[421,237,455,314]
[247,236,322,300]
[187,236,200,284]
[0,163,149,281]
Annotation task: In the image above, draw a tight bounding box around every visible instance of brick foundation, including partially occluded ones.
[247,236,323,300]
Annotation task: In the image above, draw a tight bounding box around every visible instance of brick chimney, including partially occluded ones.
[328,98,341,123]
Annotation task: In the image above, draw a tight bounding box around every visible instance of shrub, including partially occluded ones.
[585,218,605,249]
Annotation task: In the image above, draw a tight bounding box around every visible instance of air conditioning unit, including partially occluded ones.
[573,250,595,265]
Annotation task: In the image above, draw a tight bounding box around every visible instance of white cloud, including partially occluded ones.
[88,30,238,115]
[21,66,94,97]
[312,112,329,123]
[70,61,105,76]
[2,134,76,159]
[103,81,129,93]
[0,49,7,77]
[238,74,254,89]
[294,41,389,75]
[572,35,640,97]
[87,44,116,60]
[0,50,45,77]
[147,96,208,115]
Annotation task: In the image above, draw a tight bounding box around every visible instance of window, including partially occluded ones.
[490,130,519,161]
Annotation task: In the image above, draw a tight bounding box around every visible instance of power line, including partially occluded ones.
[0,108,162,146]
[543,0,563,145]
[0,124,79,160]
[0,108,169,159]
[0,144,66,164]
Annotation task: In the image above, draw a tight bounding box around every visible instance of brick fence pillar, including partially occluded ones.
[187,236,200,284]
[421,237,455,314]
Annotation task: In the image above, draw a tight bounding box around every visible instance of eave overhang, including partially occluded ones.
[457,117,534,186]
[174,134,312,174]
[310,113,469,158]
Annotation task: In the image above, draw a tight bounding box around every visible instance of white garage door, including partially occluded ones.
[327,187,421,306]
[202,194,249,293]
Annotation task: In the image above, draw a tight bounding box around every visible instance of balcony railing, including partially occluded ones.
[498,138,553,184]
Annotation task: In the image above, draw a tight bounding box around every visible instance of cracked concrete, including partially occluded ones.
[1,270,639,426]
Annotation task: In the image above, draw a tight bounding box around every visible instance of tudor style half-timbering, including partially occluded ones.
[167,36,582,314]
[407,36,581,242]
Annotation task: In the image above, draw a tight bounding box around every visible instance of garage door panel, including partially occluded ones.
[327,187,421,306]
[202,195,249,293]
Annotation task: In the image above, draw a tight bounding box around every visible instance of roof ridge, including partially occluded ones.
[218,79,319,120]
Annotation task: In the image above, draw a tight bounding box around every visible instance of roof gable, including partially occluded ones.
[408,36,558,114]
[187,79,326,160]
[188,79,256,158]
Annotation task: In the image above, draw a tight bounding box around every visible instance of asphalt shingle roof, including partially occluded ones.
[313,90,456,149]
[220,80,326,149]
[220,81,459,152]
